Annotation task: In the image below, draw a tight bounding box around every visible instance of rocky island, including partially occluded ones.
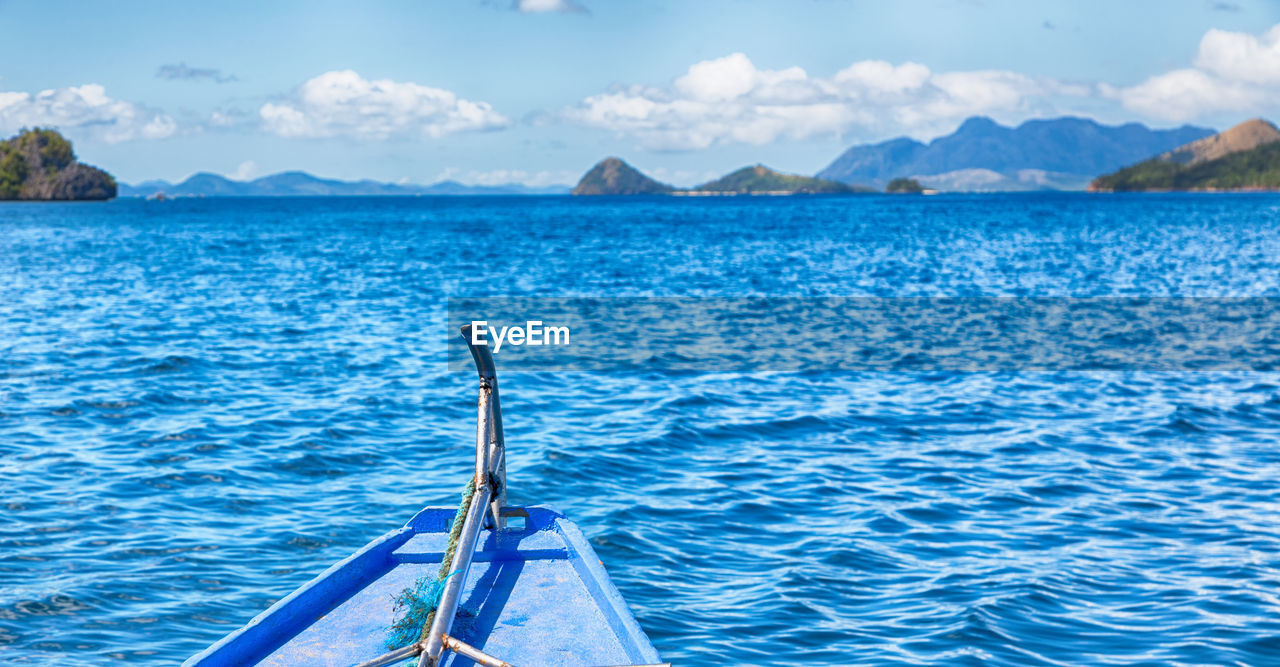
[682,165,864,195]
[571,157,674,195]
[572,158,870,196]
[1090,119,1280,192]
[0,129,116,200]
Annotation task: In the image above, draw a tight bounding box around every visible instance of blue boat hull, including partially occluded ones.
[186,505,660,666]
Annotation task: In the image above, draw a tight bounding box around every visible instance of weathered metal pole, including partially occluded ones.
[420,481,492,664]
[420,325,510,665]
[441,634,515,667]
[462,324,507,530]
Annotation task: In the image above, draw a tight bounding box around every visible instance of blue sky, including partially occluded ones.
[2,0,1279,186]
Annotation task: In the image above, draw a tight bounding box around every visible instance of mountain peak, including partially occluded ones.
[263,170,321,180]
[956,116,1001,133]
[1092,117,1280,192]
[1161,118,1280,166]
[572,157,673,195]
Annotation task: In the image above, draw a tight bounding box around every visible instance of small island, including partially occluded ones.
[572,158,873,196]
[681,164,865,195]
[571,157,674,195]
[885,177,926,194]
[0,129,116,201]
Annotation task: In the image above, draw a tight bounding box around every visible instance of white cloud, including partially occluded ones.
[1196,24,1280,85]
[515,0,584,13]
[0,84,176,143]
[564,24,1280,149]
[562,53,1069,150]
[1110,69,1263,120]
[1113,23,1280,121]
[260,70,510,140]
[435,167,576,187]
[230,160,258,181]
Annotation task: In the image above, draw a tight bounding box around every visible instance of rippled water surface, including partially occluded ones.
[3,194,1280,665]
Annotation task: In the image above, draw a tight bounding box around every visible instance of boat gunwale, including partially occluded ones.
[183,525,414,666]
[184,505,659,666]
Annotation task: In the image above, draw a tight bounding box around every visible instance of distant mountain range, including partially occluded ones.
[119,171,571,197]
[122,116,1241,198]
[1091,119,1280,191]
[818,116,1216,191]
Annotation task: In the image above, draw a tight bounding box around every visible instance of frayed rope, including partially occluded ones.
[385,478,477,651]
[384,569,461,649]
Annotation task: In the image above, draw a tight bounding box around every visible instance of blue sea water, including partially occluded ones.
[3,194,1280,665]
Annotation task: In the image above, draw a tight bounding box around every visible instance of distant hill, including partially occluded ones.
[572,157,674,195]
[119,171,571,197]
[572,159,873,196]
[1090,119,1280,192]
[689,165,861,194]
[817,116,1215,190]
[1158,118,1280,166]
[0,128,115,200]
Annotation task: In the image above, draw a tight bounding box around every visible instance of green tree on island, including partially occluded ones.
[886,177,925,194]
[0,128,115,200]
